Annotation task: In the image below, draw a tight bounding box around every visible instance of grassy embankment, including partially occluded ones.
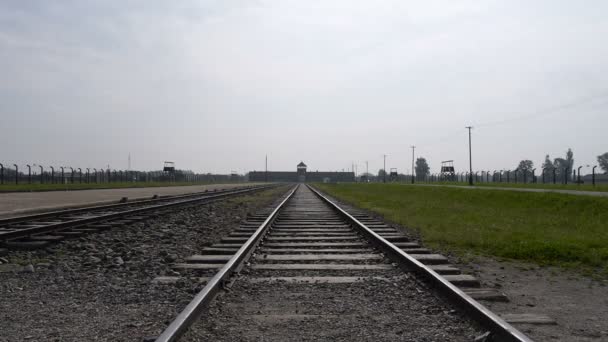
[0,182,245,193]
[316,183,608,277]
[415,181,608,192]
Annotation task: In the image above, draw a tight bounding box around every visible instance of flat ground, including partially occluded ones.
[316,183,608,341]
[0,183,261,217]
[0,181,239,193]
[0,186,288,342]
[316,183,608,276]
[460,256,608,341]
[417,181,608,193]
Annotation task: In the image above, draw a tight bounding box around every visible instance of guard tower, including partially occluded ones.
[440,160,455,181]
[297,161,307,182]
[163,161,176,182]
[230,170,239,182]
[163,161,175,172]
[389,168,398,182]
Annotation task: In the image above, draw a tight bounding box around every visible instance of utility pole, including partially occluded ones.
[366,161,369,176]
[411,145,415,184]
[383,154,387,183]
[265,154,268,182]
[466,126,473,185]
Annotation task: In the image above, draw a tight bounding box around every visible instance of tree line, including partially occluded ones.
[372,149,608,181]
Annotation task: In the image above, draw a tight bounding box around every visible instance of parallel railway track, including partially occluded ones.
[156,184,532,342]
[0,185,274,249]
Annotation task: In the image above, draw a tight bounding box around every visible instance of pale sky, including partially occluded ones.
[1,1,607,175]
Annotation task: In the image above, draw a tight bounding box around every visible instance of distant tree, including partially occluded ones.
[541,155,552,170]
[516,160,534,173]
[598,152,608,173]
[515,160,534,182]
[377,169,386,180]
[415,157,430,180]
[565,148,574,175]
[553,158,568,182]
[546,149,574,182]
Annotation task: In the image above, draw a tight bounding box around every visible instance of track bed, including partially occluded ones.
[179,186,482,341]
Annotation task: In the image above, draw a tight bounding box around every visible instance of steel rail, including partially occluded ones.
[0,185,275,241]
[307,184,533,342]
[155,184,298,342]
[0,186,262,226]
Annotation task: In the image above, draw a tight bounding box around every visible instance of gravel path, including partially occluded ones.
[0,186,288,342]
[185,277,481,341]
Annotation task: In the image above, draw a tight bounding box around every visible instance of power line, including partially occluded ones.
[415,91,608,153]
[475,91,608,128]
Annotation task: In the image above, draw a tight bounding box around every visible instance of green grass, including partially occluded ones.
[0,181,245,193]
[408,181,608,192]
[316,183,608,277]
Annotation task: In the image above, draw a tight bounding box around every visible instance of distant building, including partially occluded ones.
[249,161,355,183]
[581,173,608,184]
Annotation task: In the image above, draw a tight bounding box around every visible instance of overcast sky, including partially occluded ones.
[1,1,607,175]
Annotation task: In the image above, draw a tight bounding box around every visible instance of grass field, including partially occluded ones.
[0,182,244,193]
[413,181,608,192]
[315,183,608,277]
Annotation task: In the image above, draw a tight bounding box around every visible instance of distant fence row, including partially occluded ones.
[407,168,607,185]
[0,163,244,185]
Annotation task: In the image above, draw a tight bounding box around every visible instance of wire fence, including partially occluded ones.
[0,163,246,186]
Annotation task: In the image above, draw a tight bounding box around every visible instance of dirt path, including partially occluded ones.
[0,183,262,217]
[458,257,608,341]
[408,183,608,197]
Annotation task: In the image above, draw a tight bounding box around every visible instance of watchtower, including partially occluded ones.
[163,161,176,182]
[389,168,398,182]
[440,160,455,181]
[297,161,307,182]
[163,161,175,172]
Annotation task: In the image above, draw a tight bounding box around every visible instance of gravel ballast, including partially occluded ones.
[0,186,289,342]
[184,274,482,341]
[183,185,483,341]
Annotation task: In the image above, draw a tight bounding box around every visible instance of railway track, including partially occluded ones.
[0,184,274,250]
[155,184,532,342]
